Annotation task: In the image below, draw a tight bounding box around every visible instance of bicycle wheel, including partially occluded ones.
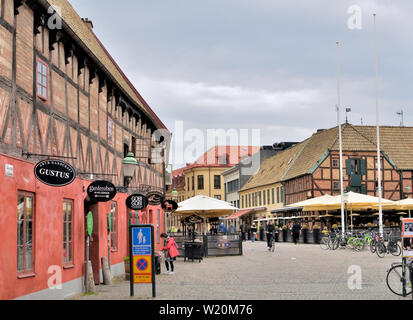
[386,265,412,296]
[329,238,339,250]
[370,240,376,253]
[346,238,355,250]
[320,237,329,250]
[376,242,386,258]
[389,243,402,257]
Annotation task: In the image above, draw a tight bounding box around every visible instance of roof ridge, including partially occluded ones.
[281,138,311,181]
[347,124,379,148]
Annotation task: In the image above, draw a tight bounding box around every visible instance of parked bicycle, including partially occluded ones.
[386,258,413,297]
[375,231,401,258]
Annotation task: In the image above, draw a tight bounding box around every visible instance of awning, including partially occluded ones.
[271,206,302,214]
[224,207,267,220]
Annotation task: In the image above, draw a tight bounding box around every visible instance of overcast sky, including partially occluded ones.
[70,0,413,167]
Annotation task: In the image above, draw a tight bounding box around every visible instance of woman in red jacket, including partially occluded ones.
[161,233,179,275]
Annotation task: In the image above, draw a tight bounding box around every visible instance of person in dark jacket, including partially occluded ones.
[240,222,247,241]
[266,221,276,250]
[292,222,301,244]
[250,224,257,242]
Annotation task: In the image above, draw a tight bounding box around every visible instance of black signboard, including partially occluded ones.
[161,199,178,212]
[34,159,76,187]
[183,215,204,225]
[146,191,164,206]
[87,180,117,202]
[126,194,148,211]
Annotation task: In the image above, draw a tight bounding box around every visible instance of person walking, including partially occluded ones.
[266,221,276,251]
[240,222,247,241]
[251,223,257,242]
[292,221,301,245]
[160,233,179,275]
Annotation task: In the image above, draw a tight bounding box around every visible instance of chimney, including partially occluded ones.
[82,18,94,29]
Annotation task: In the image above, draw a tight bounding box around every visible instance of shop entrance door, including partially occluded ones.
[85,200,101,285]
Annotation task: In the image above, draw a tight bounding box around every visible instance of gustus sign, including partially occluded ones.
[34,159,76,187]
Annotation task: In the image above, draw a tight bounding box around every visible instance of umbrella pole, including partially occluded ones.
[351,208,353,232]
[410,209,411,218]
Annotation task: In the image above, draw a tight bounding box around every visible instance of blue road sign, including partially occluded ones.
[132,227,152,255]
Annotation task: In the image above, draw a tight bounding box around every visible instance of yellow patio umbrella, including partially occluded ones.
[287,194,334,209]
[378,198,413,218]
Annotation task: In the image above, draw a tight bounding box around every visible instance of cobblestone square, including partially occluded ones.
[73,242,406,300]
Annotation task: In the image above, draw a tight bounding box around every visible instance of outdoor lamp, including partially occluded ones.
[122,152,138,187]
[171,189,179,202]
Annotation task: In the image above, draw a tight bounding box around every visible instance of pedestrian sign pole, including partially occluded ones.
[129,224,156,297]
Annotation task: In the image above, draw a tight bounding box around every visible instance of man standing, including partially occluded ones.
[250,223,257,242]
[266,221,276,251]
[240,221,247,241]
[292,221,301,245]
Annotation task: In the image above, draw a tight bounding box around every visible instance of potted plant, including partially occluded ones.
[302,224,309,243]
[282,225,288,242]
[124,256,130,280]
[312,224,321,244]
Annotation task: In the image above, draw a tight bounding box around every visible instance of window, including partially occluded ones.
[263,190,266,205]
[17,192,34,274]
[267,190,270,204]
[249,194,251,207]
[214,175,221,189]
[36,60,48,101]
[187,178,190,191]
[198,175,204,190]
[277,187,280,203]
[333,181,340,191]
[110,202,118,250]
[107,118,113,145]
[272,188,275,204]
[242,195,244,208]
[63,199,73,266]
[332,159,339,168]
[259,191,262,206]
[192,176,194,190]
[131,136,136,156]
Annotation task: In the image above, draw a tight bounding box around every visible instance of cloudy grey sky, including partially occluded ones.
[70,0,413,167]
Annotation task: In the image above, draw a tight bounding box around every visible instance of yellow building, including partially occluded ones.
[239,142,305,228]
[166,146,260,231]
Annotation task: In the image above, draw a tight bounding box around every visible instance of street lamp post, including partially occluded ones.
[343,192,349,233]
[122,152,138,191]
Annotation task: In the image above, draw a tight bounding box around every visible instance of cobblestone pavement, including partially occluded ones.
[72,241,407,300]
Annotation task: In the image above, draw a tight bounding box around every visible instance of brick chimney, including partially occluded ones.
[82,18,94,29]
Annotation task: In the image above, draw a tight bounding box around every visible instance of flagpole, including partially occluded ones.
[373,13,384,237]
[336,41,345,236]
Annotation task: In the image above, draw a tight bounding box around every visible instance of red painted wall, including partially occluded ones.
[0,152,165,300]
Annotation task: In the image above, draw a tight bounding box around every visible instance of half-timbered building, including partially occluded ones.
[0,0,170,299]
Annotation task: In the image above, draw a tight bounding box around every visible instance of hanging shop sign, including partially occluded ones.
[161,199,178,212]
[34,159,76,187]
[126,194,148,211]
[87,180,117,202]
[146,191,164,206]
[87,211,94,236]
[183,214,204,225]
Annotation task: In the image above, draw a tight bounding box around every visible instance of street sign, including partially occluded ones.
[87,180,117,202]
[87,211,93,236]
[129,224,156,297]
[34,159,76,187]
[126,194,148,211]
